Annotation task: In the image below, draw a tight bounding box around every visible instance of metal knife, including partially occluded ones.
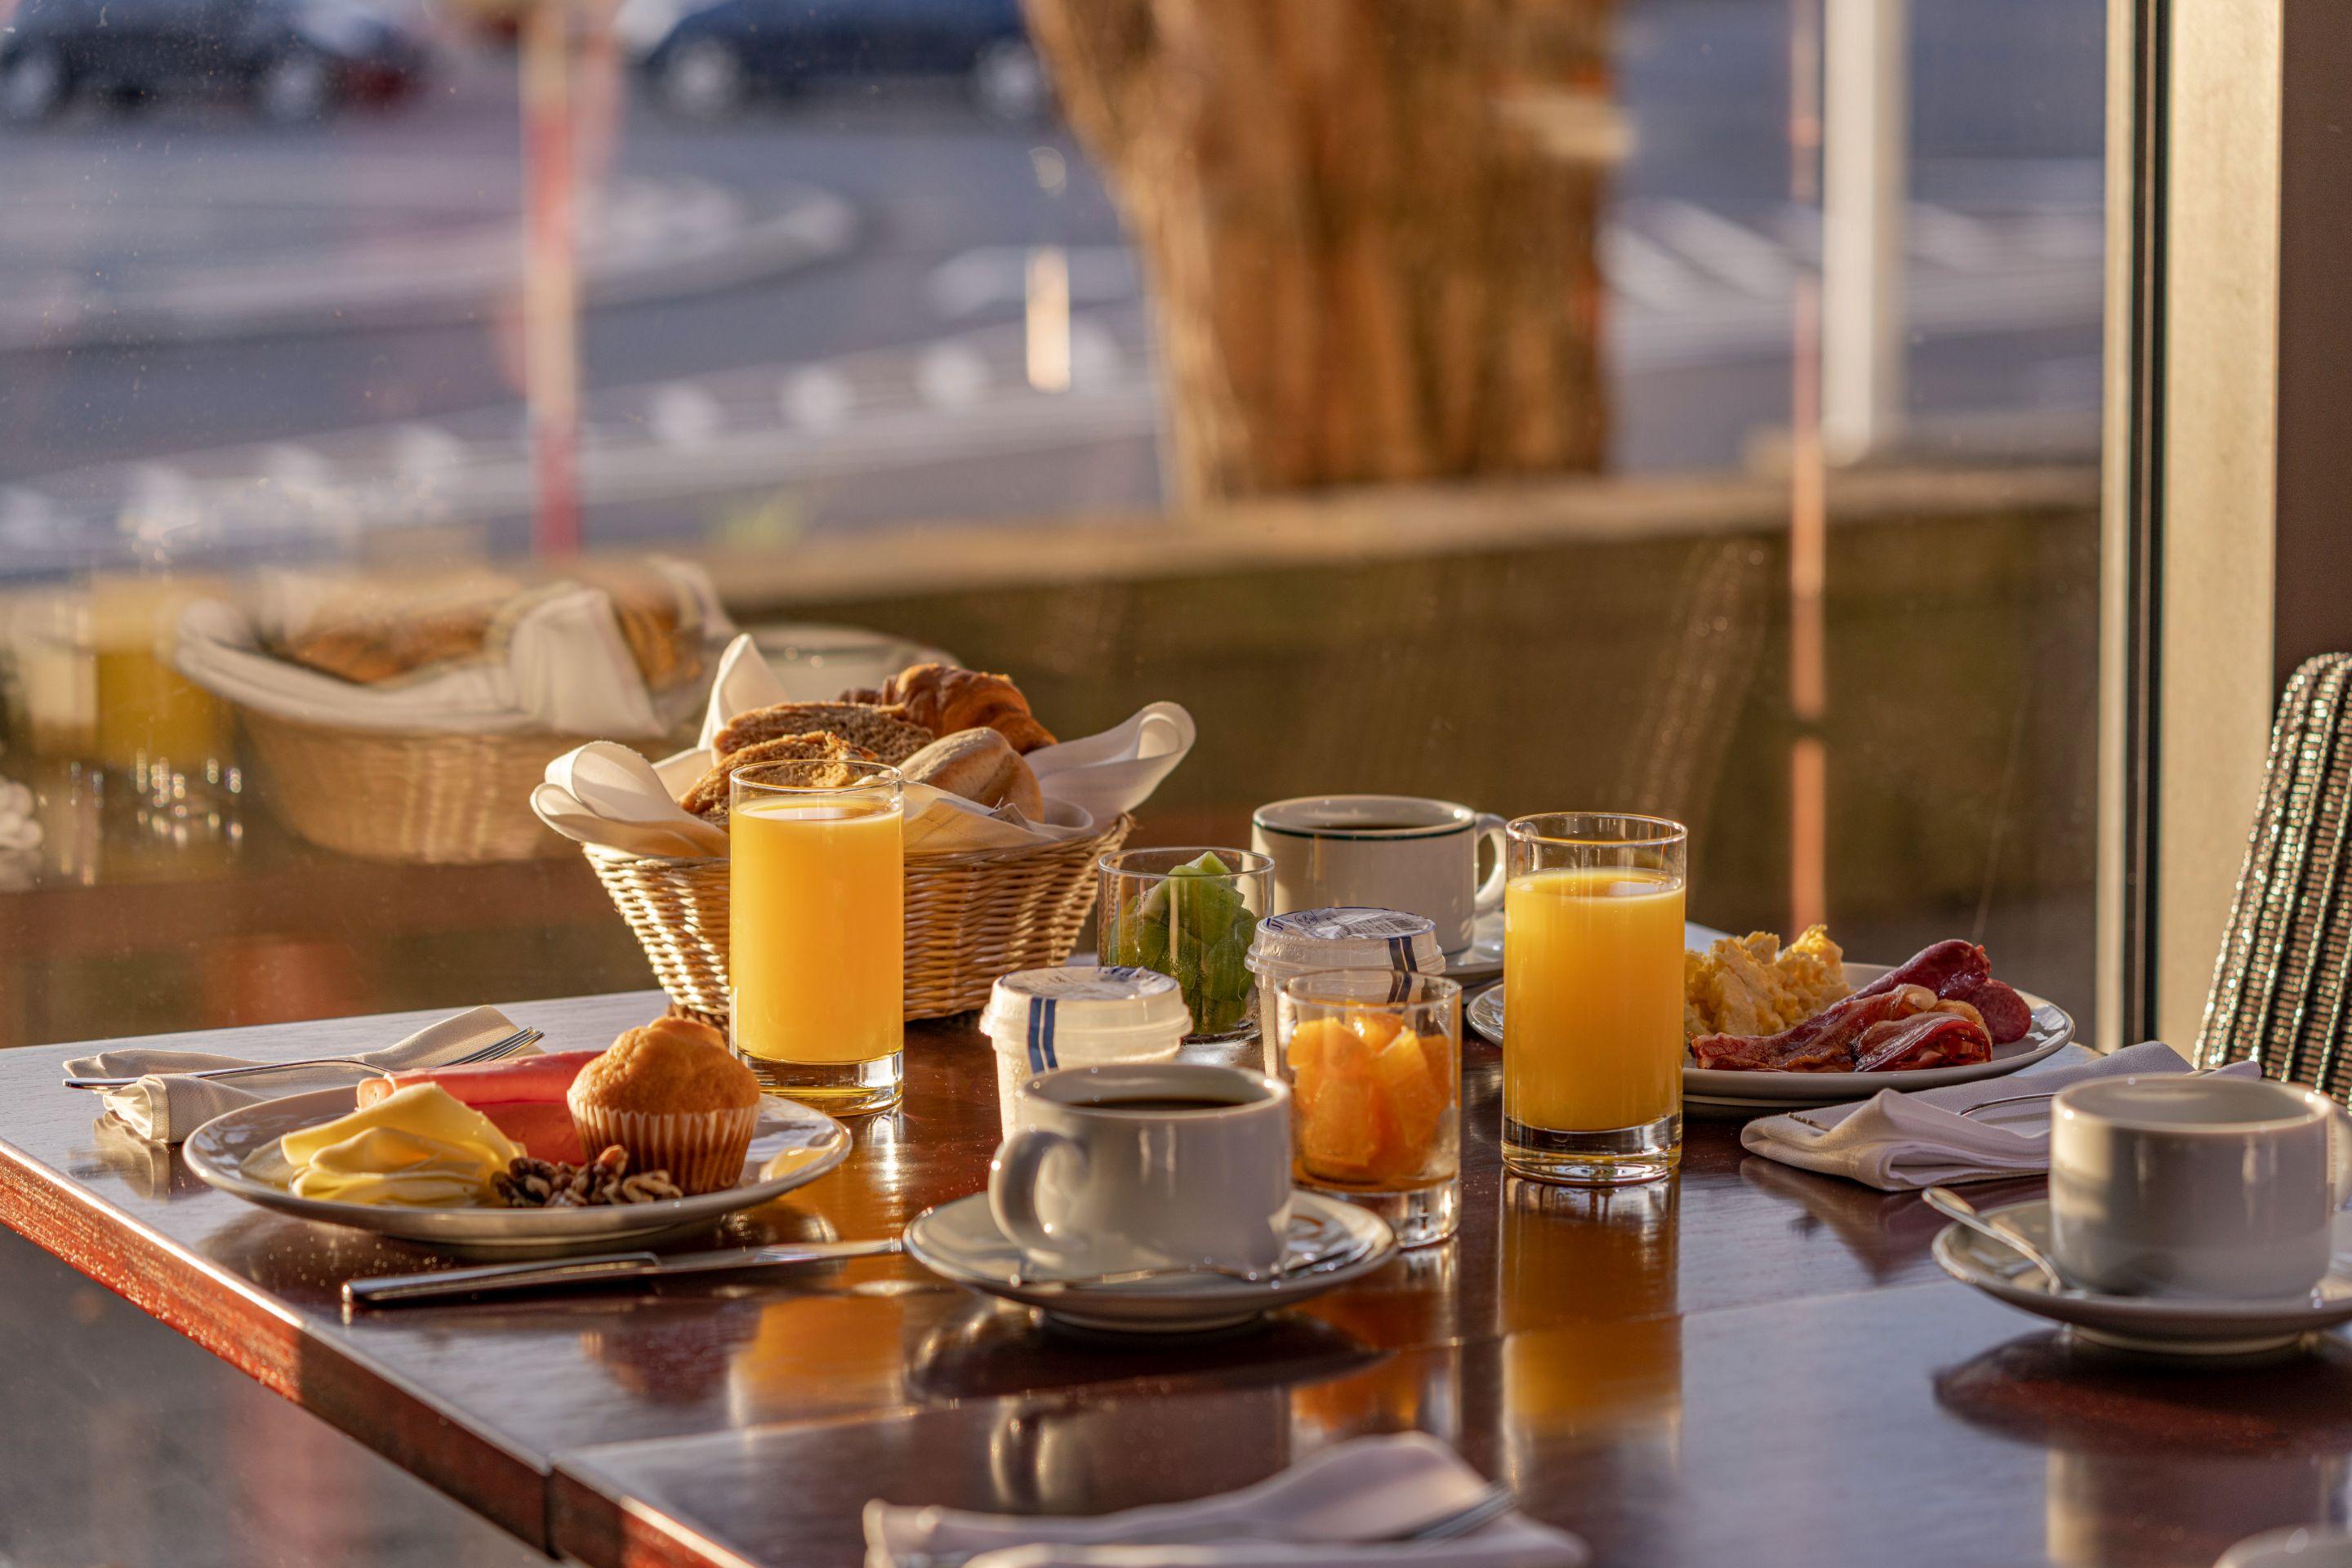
[344,1237,903,1307]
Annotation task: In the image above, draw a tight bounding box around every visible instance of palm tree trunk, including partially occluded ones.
[1026,0,1620,506]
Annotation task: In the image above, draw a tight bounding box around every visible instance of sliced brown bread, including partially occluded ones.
[709,701,933,766]
[680,733,878,822]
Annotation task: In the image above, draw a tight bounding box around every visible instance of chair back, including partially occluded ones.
[2200,652,2352,1092]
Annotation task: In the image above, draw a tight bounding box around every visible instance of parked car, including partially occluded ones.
[0,0,430,122]
[617,0,1047,122]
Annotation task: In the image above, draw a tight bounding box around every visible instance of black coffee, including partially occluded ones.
[1081,1096,1242,1113]
[1310,820,1434,831]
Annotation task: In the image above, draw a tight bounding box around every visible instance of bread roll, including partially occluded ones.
[899,727,1043,817]
[841,663,1056,754]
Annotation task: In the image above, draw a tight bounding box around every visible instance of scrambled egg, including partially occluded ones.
[1684,925,1850,1041]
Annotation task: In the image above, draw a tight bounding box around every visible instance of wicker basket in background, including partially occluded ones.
[240,707,591,863]
[587,813,1134,1021]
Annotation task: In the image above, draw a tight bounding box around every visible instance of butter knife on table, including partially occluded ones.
[345,1238,903,1307]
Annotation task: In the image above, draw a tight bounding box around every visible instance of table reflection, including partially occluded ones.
[1495,1175,1684,1486]
[1294,1245,1463,1444]
[1937,1332,2352,1566]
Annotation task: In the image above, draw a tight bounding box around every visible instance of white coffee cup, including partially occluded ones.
[1250,795,1506,955]
[2047,1074,2352,1298]
[988,1062,1293,1277]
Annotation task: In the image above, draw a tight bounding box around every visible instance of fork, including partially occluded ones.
[1957,1064,2224,1120]
[63,1026,543,1090]
[898,1484,1517,1567]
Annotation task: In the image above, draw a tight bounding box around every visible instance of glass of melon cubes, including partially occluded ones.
[1274,969,1463,1246]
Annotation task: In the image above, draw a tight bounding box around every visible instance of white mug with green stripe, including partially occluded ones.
[1251,795,1508,956]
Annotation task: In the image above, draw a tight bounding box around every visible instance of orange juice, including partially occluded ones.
[1503,866,1684,1132]
[730,795,903,1067]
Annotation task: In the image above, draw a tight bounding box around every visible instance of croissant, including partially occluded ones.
[842,662,1056,754]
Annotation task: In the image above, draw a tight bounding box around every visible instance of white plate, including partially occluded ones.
[1934,1199,2352,1356]
[184,1088,853,1257]
[1466,960,2074,1106]
[903,1189,1396,1335]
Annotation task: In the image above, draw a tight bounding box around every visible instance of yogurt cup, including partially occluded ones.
[980,965,1192,1138]
[1245,906,1448,1071]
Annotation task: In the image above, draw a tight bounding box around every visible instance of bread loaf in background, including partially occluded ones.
[898,727,1042,818]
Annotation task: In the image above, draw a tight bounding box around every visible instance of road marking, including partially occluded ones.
[1646,201,1797,297]
[914,344,990,408]
[391,424,466,476]
[261,443,332,488]
[1909,203,2000,270]
[928,246,1139,319]
[1600,227,1710,310]
[648,382,724,449]
[781,368,855,430]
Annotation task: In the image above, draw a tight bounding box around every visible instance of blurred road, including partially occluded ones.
[0,0,2105,577]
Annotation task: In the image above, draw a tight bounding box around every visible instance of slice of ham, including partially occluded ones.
[1852,1010,1993,1072]
[359,1051,599,1164]
[1690,985,1940,1072]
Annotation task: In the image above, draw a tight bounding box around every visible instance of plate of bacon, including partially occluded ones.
[1467,938,2074,1107]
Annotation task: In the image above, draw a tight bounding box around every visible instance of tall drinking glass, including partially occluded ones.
[1501,813,1686,1183]
[729,758,905,1113]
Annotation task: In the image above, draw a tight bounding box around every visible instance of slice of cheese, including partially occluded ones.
[281,1083,522,1206]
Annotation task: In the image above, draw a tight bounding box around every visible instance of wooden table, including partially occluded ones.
[2,991,2342,1568]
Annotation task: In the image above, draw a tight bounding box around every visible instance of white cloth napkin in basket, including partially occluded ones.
[64,1005,525,1145]
[863,1434,1588,1568]
[533,635,1195,859]
[1740,1040,2261,1191]
[174,560,732,738]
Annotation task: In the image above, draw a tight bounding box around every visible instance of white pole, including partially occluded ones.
[1820,0,1908,464]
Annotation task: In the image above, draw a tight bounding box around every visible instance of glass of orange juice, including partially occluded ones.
[729,758,905,1112]
[1501,812,1686,1184]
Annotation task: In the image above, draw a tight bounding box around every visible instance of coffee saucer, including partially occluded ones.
[903,1190,1396,1335]
[1933,1199,2352,1356]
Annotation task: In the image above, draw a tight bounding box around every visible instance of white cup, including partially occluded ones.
[988,1062,1293,1277]
[2048,1074,2352,1298]
[1250,795,1506,955]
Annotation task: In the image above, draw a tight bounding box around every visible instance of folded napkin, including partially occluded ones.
[1740,1040,2261,1190]
[534,634,1197,859]
[174,559,732,738]
[864,1433,1588,1568]
[65,1005,524,1145]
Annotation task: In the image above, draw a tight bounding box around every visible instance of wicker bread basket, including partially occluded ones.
[587,813,1134,1022]
[240,706,596,863]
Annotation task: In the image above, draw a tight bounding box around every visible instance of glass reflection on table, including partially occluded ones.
[1496,1174,1684,1487]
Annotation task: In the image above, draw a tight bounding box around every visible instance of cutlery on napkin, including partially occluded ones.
[864,1433,1588,1568]
[61,1005,532,1145]
[1740,1040,2261,1190]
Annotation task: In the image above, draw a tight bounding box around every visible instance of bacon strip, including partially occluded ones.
[1690,985,1940,1072]
[1852,1011,1993,1072]
[1849,940,1990,1004]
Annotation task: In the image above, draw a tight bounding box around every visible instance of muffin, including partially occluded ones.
[568,1016,760,1195]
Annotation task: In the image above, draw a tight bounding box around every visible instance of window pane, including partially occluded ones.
[0,0,2103,1050]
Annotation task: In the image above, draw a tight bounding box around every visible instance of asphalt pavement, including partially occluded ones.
[0,0,2106,577]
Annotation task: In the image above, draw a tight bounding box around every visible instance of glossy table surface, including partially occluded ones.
[1,991,2344,1568]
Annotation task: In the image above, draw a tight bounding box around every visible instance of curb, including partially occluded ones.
[0,180,858,355]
